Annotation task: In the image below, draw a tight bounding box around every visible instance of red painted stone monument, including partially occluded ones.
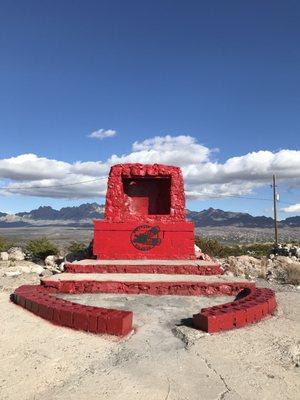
[11,162,277,337]
[93,163,195,260]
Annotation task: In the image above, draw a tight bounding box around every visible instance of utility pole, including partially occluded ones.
[272,174,279,247]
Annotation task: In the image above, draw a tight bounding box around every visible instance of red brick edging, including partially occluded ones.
[10,285,133,336]
[193,287,277,333]
[11,280,277,335]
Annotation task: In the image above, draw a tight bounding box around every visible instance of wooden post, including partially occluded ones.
[272,174,278,247]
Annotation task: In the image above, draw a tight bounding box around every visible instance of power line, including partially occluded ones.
[0,176,296,206]
[196,194,295,206]
[0,177,108,191]
[207,194,272,202]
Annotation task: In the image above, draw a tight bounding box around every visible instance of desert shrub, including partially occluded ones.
[195,236,273,258]
[244,243,274,257]
[0,236,12,252]
[68,241,87,258]
[195,237,226,257]
[68,241,86,253]
[26,237,59,261]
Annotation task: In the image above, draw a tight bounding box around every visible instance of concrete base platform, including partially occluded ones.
[41,272,254,298]
[68,259,219,265]
[42,273,247,284]
[12,274,276,336]
[37,271,276,334]
[65,259,223,275]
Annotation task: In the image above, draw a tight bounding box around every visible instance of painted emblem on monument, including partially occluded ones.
[130,225,161,251]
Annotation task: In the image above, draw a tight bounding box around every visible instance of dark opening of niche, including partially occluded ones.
[122,177,171,215]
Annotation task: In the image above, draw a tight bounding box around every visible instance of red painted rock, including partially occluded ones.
[93,163,196,260]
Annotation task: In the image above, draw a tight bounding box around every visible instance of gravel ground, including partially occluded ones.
[0,276,299,400]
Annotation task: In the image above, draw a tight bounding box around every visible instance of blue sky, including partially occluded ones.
[0,0,299,217]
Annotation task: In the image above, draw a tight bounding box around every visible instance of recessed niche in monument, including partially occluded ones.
[122,176,171,215]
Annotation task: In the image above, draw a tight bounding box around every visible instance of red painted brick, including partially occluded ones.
[18,295,26,308]
[232,308,247,328]
[86,309,103,333]
[96,314,108,334]
[268,296,277,313]
[73,308,89,331]
[193,313,209,331]
[58,305,74,327]
[106,310,133,336]
[28,298,40,315]
[38,303,54,321]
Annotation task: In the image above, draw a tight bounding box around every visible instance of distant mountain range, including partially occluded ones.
[0,203,299,228]
[0,203,104,228]
[16,203,105,221]
[186,209,300,228]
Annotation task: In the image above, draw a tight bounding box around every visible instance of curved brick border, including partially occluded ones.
[65,263,224,275]
[11,280,276,336]
[193,287,277,333]
[10,285,133,336]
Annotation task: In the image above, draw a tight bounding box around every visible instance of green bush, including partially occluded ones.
[68,241,87,257]
[68,241,86,253]
[195,237,226,257]
[243,243,274,257]
[26,237,59,261]
[0,236,12,252]
[195,236,273,258]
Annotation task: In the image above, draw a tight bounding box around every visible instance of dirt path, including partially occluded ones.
[0,281,299,400]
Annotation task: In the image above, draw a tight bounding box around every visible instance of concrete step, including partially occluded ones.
[67,259,219,266]
[65,259,223,275]
[43,272,247,284]
[41,272,254,299]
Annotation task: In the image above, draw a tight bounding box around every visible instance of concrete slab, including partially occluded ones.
[42,273,250,283]
[2,289,299,400]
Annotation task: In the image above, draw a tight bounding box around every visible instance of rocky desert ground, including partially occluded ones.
[0,248,299,400]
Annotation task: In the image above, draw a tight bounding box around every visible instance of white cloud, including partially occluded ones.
[88,129,117,140]
[71,160,109,177]
[182,150,300,184]
[0,135,299,200]
[109,135,213,166]
[282,203,300,213]
[0,154,71,181]
[5,176,107,199]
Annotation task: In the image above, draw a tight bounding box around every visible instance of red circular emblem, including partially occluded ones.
[130,225,161,251]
